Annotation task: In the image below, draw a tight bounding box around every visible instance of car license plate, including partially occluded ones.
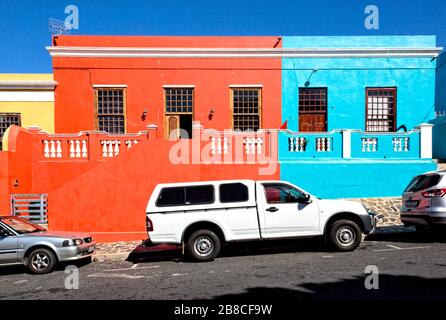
[88,246,95,253]
[405,200,419,208]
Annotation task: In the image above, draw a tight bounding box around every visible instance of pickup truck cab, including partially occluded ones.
[146,180,376,261]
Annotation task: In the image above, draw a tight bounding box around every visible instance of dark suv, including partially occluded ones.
[401,171,446,232]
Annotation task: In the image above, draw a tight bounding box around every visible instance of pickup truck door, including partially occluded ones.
[0,225,18,264]
[258,183,320,238]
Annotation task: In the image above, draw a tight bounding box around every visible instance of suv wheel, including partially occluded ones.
[186,229,221,262]
[327,220,362,252]
[27,248,57,274]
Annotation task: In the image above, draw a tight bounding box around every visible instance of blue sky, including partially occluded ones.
[0,0,445,73]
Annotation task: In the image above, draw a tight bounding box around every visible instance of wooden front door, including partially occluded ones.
[299,114,327,132]
[298,88,327,132]
[165,115,179,140]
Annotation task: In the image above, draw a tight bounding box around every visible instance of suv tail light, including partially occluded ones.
[422,188,446,198]
[146,216,154,232]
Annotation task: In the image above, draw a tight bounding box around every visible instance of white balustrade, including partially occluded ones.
[316,137,332,152]
[68,140,88,158]
[288,137,307,152]
[392,137,410,152]
[125,140,139,149]
[243,137,263,155]
[42,140,62,158]
[210,137,229,155]
[361,138,378,152]
[101,140,122,158]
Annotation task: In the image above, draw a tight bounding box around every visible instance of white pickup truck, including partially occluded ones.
[146,180,376,261]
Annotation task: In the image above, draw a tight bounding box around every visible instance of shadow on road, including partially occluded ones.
[128,238,331,263]
[211,274,446,301]
[0,257,93,277]
[366,226,446,244]
[129,226,446,263]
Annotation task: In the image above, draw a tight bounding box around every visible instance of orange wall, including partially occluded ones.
[5,126,279,242]
[47,138,279,242]
[52,36,282,134]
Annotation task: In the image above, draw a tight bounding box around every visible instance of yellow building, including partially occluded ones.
[0,74,55,149]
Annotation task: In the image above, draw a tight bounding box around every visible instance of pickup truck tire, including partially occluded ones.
[327,220,362,252]
[186,229,221,262]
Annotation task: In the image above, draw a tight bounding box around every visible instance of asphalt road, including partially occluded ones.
[2,229,446,301]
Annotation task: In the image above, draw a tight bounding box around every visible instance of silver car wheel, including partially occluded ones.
[336,227,356,247]
[31,253,50,270]
[194,236,214,257]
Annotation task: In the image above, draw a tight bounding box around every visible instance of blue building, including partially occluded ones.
[432,51,446,160]
[279,36,442,198]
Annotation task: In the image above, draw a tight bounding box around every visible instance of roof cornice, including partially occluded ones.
[0,81,57,90]
[46,46,443,59]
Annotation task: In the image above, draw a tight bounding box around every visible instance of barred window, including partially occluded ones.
[366,88,396,132]
[165,88,193,113]
[95,88,125,134]
[232,88,261,131]
[299,88,327,113]
[0,113,21,150]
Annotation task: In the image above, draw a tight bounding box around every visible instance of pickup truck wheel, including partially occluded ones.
[186,229,221,262]
[27,248,57,274]
[328,220,362,252]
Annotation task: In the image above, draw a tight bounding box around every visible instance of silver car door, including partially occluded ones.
[0,224,19,264]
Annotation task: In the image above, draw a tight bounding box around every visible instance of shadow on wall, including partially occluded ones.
[430,116,446,161]
[210,274,446,301]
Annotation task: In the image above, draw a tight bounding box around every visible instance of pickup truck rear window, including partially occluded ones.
[404,174,442,193]
[156,185,215,207]
[219,183,249,203]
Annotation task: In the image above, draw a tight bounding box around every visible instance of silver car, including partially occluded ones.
[401,170,446,232]
[0,216,95,274]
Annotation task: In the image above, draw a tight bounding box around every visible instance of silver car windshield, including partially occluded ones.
[0,217,45,234]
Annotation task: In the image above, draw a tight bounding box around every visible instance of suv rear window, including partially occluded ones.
[219,183,249,203]
[156,185,214,207]
[404,174,442,192]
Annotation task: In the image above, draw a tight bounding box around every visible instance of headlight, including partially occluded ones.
[62,238,84,247]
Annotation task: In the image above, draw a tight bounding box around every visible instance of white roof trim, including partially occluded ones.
[229,84,263,88]
[46,46,443,58]
[163,85,195,88]
[92,84,128,88]
[0,81,57,90]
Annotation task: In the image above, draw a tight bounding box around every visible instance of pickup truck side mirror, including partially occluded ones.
[298,194,312,203]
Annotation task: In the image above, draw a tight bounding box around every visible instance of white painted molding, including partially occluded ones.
[229,84,264,88]
[46,46,444,59]
[342,129,352,159]
[92,84,128,88]
[417,123,433,159]
[0,91,54,102]
[162,85,195,88]
[0,81,57,90]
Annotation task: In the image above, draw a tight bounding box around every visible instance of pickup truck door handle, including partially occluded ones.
[266,207,279,212]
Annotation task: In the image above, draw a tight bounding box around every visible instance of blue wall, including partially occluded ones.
[436,51,446,114]
[432,51,446,160]
[281,160,436,199]
[279,36,438,198]
[282,36,437,132]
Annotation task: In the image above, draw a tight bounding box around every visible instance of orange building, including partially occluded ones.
[49,36,283,136]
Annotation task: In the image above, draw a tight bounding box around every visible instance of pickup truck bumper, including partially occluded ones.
[360,213,378,234]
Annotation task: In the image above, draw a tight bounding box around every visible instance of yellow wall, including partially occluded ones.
[0,74,53,81]
[0,101,54,133]
[0,74,54,133]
